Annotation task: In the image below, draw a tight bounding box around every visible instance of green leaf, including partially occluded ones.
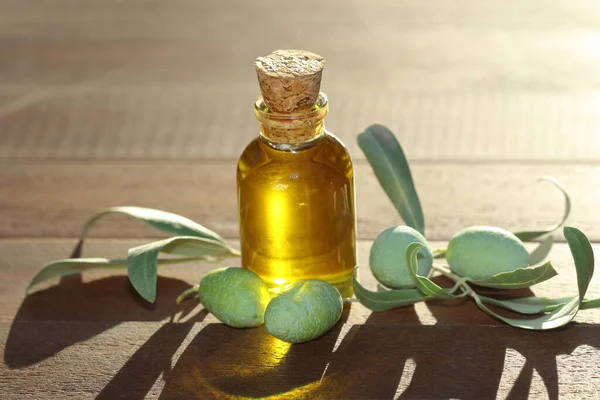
[27,256,203,293]
[127,236,231,303]
[159,237,232,258]
[513,177,571,242]
[473,294,580,330]
[581,299,600,310]
[471,226,595,330]
[468,261,558,289]
[477,295,571,315]
[358,124,425,235]
[513,231,550,242]
[563,226,595,302]
[528,235,554,266]
[406,242,453,299]
[74,206,238,257]
[352,267,432,311]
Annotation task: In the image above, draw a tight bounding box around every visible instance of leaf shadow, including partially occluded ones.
[96,321,199,400]
[10,272,599,399]
[318,277,600,399]
[397,278,599,399]
[4,275,203,369]
[316,304,424,399]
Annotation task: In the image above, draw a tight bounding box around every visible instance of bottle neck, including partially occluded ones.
[255,93,329,150]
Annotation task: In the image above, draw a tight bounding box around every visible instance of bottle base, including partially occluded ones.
[249,268,354,298]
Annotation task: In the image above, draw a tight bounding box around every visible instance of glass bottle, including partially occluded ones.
[237,50,357,297]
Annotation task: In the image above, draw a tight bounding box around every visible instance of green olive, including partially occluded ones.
[446,226,529,281]
[264,280,343,344]
[369,226,433,289]
[198,267,271,328]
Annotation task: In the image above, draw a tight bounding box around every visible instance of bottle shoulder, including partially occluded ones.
[237,138,268,179]
[323,132,351,154]
[320,132,353,167]
[237,133,353,182]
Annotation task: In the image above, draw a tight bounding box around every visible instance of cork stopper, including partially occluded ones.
[255,50,325,113]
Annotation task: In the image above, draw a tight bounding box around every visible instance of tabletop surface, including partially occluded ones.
[2,1,600,399]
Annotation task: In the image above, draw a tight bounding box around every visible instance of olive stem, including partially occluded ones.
[431,264,455,278]
[176,285,199,305]
[432,265,482,303]
[433,248,447,259]
[431,265,470,297]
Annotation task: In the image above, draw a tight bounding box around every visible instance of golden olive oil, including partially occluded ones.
[237,131,356,296]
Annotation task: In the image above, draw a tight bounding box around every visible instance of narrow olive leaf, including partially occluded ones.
[473,293,580,330]
[357,124,425,235]
[406,242,454,299]
[74,206,239,257]
[83,206,228,242]
[514,177,571,242]
[128,236,232,303]
[468,261,558,289]
[581,299,600,310]
[513,231,550,242]
[352,267,433,311]
[528,235,554,266]
[27,258,126,293]
[563,226,595,302]
[477,295,571,315]
[471,226,595,330]
[27,256,203,293]
[160,237,233,258]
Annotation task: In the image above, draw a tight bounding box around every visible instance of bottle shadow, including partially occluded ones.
[158,305,354,399]
[4,275,200,369]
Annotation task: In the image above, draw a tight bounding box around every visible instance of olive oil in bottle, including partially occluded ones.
[237,50,356,297]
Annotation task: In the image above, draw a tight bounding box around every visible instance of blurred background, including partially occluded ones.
[1,0,600,240]
[2,0,600,161]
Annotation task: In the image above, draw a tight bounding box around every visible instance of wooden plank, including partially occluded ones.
[2,89,600,162]
[2,321,599,399]
[2,238,600,399]
[2,1,600,398]
[0,161,596,241]
[2,239,599,322]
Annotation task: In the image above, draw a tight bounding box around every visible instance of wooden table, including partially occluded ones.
[2,1,600,398]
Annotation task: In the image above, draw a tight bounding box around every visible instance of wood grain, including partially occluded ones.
[3,0,600,398]
[1,238,600,399]
[1,160,596,241]
[3,321,599,399]
[2,89,600,162]
[2,239,599,322]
